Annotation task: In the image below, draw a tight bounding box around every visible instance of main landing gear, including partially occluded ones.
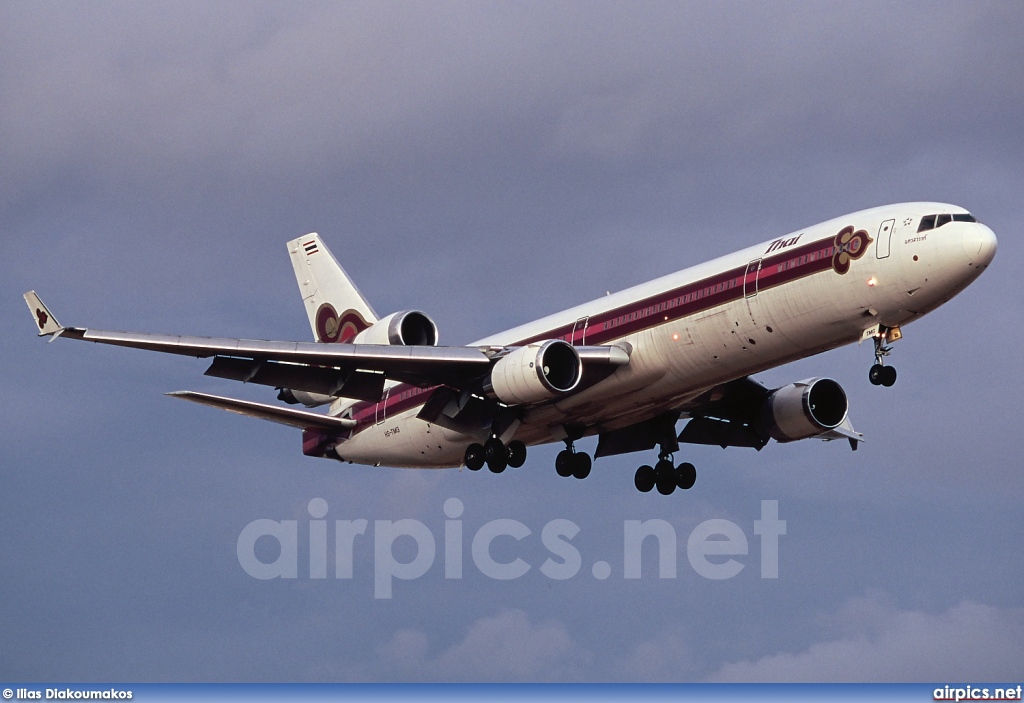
[554,441,592,480]
[465,437,592,478]
[464,438,527,473]
[633,452,696,495]
[868,329,897,387]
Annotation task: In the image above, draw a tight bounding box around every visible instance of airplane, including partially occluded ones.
[24,202,997,495]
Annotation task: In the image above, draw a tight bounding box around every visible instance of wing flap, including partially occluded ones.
[203,357,386,402]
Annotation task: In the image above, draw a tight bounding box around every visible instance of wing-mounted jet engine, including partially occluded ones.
[760,377,850,442]
[482,340,583,405]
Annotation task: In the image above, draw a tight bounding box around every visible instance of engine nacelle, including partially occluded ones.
[277,388,334,408]
[351,310,438,346]
[484,340,583,405]
[762,377,849,442]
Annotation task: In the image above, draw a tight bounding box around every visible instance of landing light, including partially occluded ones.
[867,277,878,287]
[672,333,679,341]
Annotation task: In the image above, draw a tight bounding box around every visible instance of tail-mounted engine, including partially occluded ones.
[351,310,438,346]
[761,377,848,442]
[484,340,583,405]
[276,310,437,406]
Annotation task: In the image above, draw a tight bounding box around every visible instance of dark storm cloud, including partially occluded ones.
[6,2,1022,217]
[1,0,1022,683]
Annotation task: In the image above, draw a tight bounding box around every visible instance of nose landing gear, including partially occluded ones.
[868,327,898,387]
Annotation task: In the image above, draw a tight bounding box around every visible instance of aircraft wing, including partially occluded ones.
[24,291,628,399]
[596,376,863,458]
[62,326,492,386]
[676,376,863,450]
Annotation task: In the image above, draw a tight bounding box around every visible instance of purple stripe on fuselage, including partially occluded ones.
[340,233,849,437]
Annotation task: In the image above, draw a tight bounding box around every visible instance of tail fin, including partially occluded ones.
[288,233,378,343]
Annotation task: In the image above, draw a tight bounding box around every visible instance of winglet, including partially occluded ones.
[23,291,64,337]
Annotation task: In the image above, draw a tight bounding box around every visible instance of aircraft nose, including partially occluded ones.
[963,224,997,267]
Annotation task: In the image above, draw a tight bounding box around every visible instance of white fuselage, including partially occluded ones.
[333,203,996,468]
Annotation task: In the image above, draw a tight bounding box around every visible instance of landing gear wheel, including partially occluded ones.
[655,462,676,495]
[506,440,527,468]
[484,437,507,473]
[571,452,592,479]
[634,465,655,492]
[555,449,575,477]
[880,365,897,387]
[464,443,485,471]
[868,364,884,385]
[676,462,696,490]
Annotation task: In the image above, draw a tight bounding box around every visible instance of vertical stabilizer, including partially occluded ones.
[288,234,378,343]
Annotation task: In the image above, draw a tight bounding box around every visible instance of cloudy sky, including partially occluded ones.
[2,1,1022,683]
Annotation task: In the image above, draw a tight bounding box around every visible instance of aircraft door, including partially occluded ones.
[876,219,895,259]
[571,316,589,345]
[375,388,391,425]
[743,259,762,298]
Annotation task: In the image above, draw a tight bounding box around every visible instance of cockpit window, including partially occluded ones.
[918,212,976,232]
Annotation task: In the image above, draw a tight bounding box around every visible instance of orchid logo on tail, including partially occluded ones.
[315,303,369,343]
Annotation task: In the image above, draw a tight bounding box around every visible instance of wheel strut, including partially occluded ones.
[869,328,898,387]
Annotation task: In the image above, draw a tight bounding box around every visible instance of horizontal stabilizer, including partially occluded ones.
[167,391,356,431]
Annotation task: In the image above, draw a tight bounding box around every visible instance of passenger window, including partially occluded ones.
[918,215,936,232]
[935,214,952,228]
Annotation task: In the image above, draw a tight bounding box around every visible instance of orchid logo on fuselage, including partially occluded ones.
[831,225,872,275]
